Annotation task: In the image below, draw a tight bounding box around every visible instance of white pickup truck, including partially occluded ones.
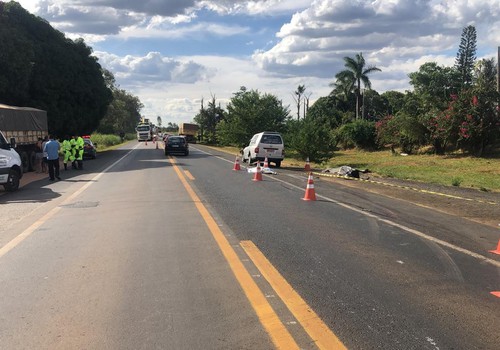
[0,130,22,191]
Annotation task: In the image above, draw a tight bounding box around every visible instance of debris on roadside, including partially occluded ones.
[321,165,369,179]
[247,165,277,175]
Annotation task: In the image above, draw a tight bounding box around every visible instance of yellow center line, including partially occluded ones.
[241,240,347,350]
[183,170,195,180]
[169,158,299,350]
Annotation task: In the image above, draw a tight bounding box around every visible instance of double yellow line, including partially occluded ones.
[171,159,346,349]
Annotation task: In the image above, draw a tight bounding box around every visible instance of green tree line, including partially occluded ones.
[2,2,497,159]
[194,25,499,160]
[0,1,141,137]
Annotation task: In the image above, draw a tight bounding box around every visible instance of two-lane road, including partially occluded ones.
[0,141,498,349]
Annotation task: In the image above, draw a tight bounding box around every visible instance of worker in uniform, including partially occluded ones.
[62,135,72,170]
[70,135,78,169]
[76,135,84,170]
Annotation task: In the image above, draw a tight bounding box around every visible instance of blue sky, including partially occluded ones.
[16,0,500,125]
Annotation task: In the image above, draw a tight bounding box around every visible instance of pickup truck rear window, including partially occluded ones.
[261,135,282,144]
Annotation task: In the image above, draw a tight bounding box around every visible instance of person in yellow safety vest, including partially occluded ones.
[70,135,78,169]
[76,135,84,170]
[62,135,73,170]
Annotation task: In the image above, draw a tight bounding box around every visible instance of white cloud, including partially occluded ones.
[253,0,499,87]
[15,0,500,123]
[95,51,215,84]
[117,21,250,40]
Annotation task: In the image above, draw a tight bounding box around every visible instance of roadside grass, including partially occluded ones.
[321,149,500,192]
[90,133,135,151]
[207,144,500,192]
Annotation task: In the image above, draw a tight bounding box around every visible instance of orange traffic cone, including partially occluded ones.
[302,173,316,201]
[233,156,241,171]
[264,157,269,168]
[304,157,311,172]
[253,162,263,181]
[491,291,500,297]
[489,239,500,255]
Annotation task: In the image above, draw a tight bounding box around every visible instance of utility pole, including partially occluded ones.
[497,46,499,92]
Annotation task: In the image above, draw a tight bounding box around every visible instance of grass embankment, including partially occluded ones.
[211,145,500,192]
[303,150,500,192]
[90,133,135,151]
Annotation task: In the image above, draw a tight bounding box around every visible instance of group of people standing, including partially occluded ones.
[61,135,85,171]
[35,135,85,181]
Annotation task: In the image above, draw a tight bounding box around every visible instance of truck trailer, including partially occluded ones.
[0,104,48,173]
[0,130,23,191]
[178,123,199,143]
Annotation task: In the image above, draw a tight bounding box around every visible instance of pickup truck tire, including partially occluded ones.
[275,161,281,168]
[4,169,20,192]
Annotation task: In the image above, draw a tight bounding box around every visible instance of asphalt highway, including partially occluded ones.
[0,141,498,349]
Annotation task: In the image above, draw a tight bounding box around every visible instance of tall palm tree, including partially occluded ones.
[293,85,306,120]
[334,52,381,119]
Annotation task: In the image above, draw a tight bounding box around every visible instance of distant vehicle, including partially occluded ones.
[242,131,284,167]
[136,123,153,141]
[83,137,97,159]
[0,130,22,191]
[178,123,199,143]
[164,136,189,156]
[0,104,48,173]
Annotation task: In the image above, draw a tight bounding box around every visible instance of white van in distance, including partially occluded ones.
[242,131,284,167]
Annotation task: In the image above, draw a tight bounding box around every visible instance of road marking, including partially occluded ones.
[0,143,141,259]
[274,174,500,269]
[169,158,299,350]
[192,147,500,268]
[241,240,348,350]
[183,170,195,180]
[314,172,497,205]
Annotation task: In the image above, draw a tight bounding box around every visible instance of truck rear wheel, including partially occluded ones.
[29,151,36,171]
[4,169,20,192]
[20,151,30,173]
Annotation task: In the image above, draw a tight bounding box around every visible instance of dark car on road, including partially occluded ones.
[164,136,189,156]
[83,137,97,159]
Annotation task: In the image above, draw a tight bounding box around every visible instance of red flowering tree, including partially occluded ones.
[449,88,500,155]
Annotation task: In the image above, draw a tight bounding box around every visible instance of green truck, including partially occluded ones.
[0,104,48,173]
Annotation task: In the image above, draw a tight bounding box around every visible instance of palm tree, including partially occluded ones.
[329,74,354,102]
[292,85,306,120]
[334,52,381,119]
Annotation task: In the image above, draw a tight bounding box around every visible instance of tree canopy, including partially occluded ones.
[455,25,477,88]
[97,69,143,134]
[0,1,112,136]
[216,87,290,147]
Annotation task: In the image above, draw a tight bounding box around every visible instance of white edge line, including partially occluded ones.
[192,146,500,269]
[0,143,140,258]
